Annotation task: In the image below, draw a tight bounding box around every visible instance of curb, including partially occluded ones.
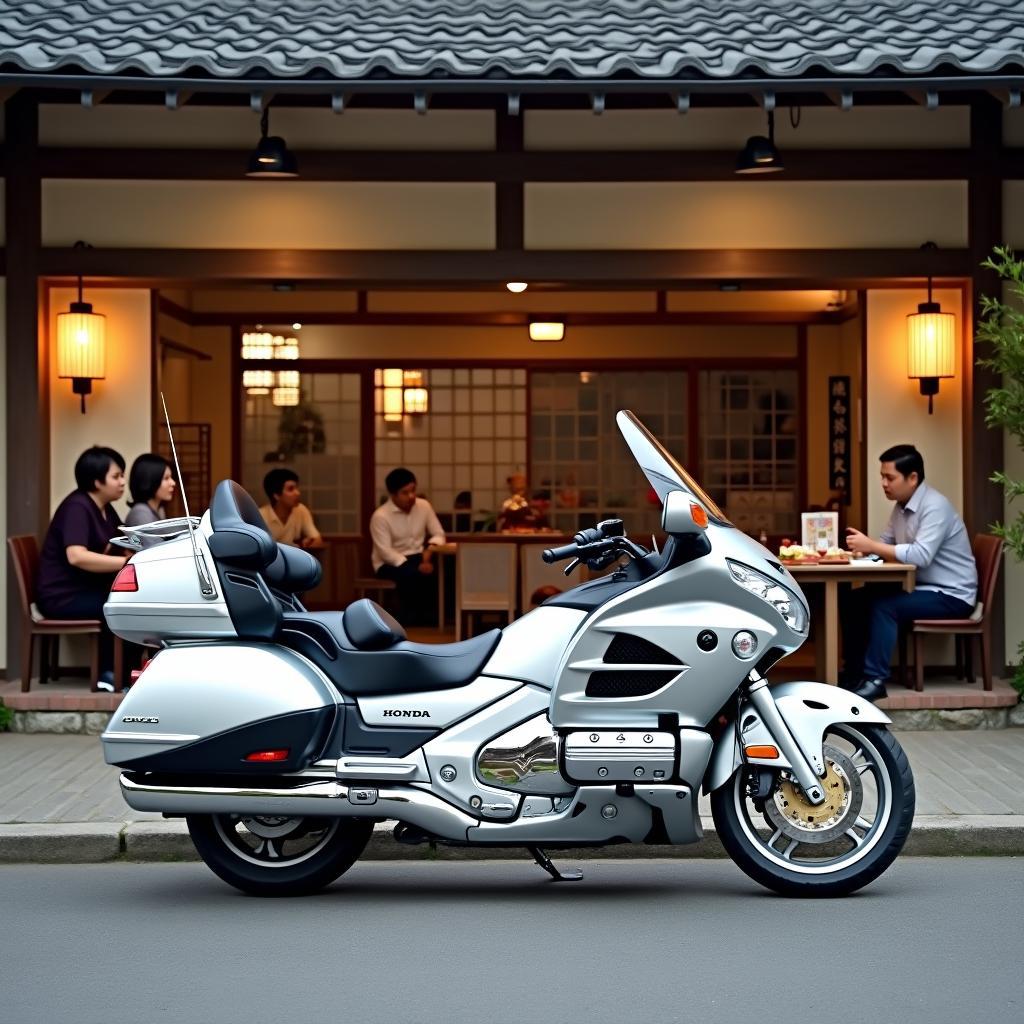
[2,816,1023,864]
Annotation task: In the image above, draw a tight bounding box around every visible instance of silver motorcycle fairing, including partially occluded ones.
[481,606,588,688]
[420,684,574,818]
[354,676,520,729]
[704,681,892,792]
[104,514,236,645]
[548,526,807,730]
[100,643,338,764]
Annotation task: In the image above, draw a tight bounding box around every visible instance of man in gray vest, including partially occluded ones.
[841,444,977,703]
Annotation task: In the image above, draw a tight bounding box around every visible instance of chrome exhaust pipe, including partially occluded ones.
[119,774,478,840]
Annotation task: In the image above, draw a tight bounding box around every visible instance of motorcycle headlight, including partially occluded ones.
[727,560,808,634]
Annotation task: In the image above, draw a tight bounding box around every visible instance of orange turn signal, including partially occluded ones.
[744,744,780,759]
[689,503,709,529]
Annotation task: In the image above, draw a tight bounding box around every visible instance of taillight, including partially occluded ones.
[111,564,138,592]
[245,749,290,763]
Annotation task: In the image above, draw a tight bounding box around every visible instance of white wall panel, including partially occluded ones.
[43,180,495,250]
[525,181,967,249]
[41,106,494,150]
[48,288,152,515]
[526,107,970,150]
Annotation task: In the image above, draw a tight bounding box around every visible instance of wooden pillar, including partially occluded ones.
[967,95,1006,672]
[495,109,524,251]
[4,93,47,682]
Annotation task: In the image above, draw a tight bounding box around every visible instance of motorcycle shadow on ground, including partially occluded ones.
[118,859,902,906]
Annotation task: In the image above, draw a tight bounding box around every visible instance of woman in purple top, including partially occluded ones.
[37,446,129,688]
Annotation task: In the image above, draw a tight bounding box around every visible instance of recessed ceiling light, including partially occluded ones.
[506,282,528,294]
[529,321,565,342]
[292,322,302,330]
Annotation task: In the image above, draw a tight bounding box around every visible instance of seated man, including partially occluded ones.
[259,468,323,549]
[370,467,446,626]
[842,444,977,703]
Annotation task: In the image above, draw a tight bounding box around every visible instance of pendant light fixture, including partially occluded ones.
[906,242,956,415]
[246,105,298,178]
[56,249,106,413]
[735,109,784,174]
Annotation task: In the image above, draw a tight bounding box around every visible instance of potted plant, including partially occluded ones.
[977,246,1024,697]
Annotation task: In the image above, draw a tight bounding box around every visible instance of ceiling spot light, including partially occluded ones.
[246,106,298,178]
[506,282,528,294]
[735,109,784,174]
[529,321,565,342]
[292,322,302,330]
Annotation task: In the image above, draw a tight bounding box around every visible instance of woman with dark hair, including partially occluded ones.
[125,453,176,526]
[37,446,129,691]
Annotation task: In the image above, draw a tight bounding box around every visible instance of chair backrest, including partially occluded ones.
[457,542,517,611]
[972,533,1004,618]
[7,535,39,617]
[519,543,572,611]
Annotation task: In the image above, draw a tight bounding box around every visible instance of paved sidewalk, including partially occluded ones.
[0,730,1021,862]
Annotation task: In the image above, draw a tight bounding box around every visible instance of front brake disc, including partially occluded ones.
[763,744,864,844]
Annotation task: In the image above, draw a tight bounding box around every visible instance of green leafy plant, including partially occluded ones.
[977,245,1024,697]
[0,698,12,732]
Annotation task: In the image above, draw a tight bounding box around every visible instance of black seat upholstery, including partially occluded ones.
[208,480,277,570]
[280,602,501,696]
[263,543,322,594]
[342,599,406,650]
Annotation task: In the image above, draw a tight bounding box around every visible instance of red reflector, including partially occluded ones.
[245,749,290,763]
[111,564,138,592]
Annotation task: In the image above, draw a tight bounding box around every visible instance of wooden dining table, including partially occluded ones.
[786,559,916,685]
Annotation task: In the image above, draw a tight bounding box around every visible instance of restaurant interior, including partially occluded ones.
[142,279,887,672]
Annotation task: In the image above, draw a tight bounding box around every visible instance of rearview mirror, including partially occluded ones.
[661,490,709,535]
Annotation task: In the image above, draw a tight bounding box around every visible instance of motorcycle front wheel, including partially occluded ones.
[710,723,914,897]
[186,813,373,896]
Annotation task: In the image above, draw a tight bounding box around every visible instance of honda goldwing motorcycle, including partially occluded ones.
[101,410,914,897]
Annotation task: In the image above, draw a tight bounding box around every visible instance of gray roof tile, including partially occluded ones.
[0,0,1022,81]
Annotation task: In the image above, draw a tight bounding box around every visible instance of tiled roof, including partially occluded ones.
[1,0,1023,81]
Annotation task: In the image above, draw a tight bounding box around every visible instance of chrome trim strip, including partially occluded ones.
[101,731,200,743]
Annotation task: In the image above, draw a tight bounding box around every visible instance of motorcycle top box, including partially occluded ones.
[102,410,914,899]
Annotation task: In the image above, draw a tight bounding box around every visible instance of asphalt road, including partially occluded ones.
[1,859,1020,1024]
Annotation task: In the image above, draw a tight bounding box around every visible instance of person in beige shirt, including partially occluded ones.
[259,468,323,549]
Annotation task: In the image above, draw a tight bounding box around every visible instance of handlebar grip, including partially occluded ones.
[542,542,578,564]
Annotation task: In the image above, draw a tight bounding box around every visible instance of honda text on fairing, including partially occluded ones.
[101,410,914,897]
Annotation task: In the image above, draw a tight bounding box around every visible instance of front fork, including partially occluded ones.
[744,671,826,806]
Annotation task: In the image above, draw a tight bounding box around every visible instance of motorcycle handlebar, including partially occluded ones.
[542,542,579,564]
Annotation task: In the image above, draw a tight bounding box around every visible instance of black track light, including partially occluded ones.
[246,106,298,178]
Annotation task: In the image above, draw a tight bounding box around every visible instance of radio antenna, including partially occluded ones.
[162,392,216,598]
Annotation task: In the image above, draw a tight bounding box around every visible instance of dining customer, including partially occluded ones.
[125,453,176,526]
[841,444,977,703]
[36,446,130,691]
[259,468,323,549]
[370,467,446,625]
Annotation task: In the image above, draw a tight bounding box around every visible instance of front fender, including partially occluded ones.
[705,681,891,792]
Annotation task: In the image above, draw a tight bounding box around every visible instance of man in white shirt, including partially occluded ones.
[259,468,323,549]
[370,467,446,625]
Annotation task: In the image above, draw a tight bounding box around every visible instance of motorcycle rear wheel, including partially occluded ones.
[711,723,915,897]
[186,813,373,896]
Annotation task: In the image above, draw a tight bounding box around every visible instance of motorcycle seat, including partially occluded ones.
[280,600,501,696]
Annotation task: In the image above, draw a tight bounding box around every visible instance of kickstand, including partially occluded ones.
[528,845,584,882]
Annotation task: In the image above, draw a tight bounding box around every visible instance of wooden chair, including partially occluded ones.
[7,535,124,693]
[339,539,397,610]
[900,534,1004,692]
[456,542,517,640]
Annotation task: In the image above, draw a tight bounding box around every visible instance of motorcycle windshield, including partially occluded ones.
[616,409,732,527]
